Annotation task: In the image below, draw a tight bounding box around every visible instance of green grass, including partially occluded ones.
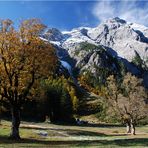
[0,120,148,147]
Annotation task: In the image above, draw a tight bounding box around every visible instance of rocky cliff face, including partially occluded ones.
[86,17,147,62]
[43,28,64,41]
[41,17,148,85]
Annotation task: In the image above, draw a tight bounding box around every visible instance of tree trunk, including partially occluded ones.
[126,122,131,134]
[9,106,21,139]
[49,107,54,123]
[131,122,136,135]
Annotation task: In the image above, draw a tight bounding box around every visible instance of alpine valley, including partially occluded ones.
[1,2,148,143]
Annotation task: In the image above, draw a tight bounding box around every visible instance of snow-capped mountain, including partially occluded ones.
[42,17,148,62]
[129,22,148,38]
[41,17,148,86]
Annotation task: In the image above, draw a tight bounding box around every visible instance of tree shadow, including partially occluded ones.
[50,128,107,137]
[78,138,148,147]
[20,126,107,137]
[0,135,148,147]
[56,122,124,128]
[81,123,124,128]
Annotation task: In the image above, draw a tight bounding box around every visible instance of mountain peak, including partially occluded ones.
[105,17,126,24]
[43,28,63,41]
[41,17,148,64]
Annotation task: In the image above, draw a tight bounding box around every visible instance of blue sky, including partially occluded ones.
[0,1,147,31]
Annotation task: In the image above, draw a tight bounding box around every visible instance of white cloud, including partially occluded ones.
[92,0,148,26]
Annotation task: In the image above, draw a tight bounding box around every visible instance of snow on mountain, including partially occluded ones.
[62,27,96,48]
[41,17,148,79]
[60,60,72,75]
[42,17,148,64]
[129,22,148,32]
[86,17,148,62]
[40,17,148,87]
[50,41,61,46]
[42,28,64,41]
[129,23,148,39]
[39,37,49,42]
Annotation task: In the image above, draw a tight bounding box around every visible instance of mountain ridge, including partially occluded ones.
[42,17,148,62]
[41,17,148,87]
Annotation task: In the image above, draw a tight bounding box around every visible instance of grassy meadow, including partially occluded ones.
[0,120,148,148]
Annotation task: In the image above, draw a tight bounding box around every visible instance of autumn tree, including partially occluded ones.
[0,19,58,139]
[67,86,79,113]
[106,73,148,135]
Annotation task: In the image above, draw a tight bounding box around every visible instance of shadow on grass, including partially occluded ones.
[0,135,148,147]
[56,128,107,137]
[52,122,124,128]
[21,126,48,131]
[20,124,130,137]
[21,126,108,137]
[81,123,124,128]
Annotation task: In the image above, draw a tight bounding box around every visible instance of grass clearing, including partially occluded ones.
[0,120,148,147]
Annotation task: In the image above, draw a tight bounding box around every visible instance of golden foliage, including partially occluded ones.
[106,73,148,123]
[0,19,58,106]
